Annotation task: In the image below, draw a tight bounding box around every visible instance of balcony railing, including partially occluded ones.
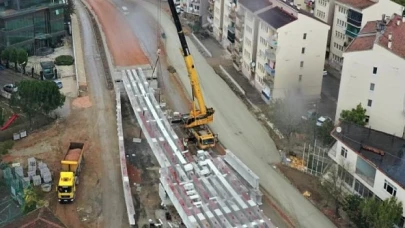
[264,63,275,76]
[265,48,276,61]
[229,12,236,20]
[347,18,361,27]
[228,25,235,33]
[355,168,375,187]
[236,11,244,19]
[267,38,278,48]
[345,29,358,38]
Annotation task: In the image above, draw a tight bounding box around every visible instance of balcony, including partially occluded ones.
[207,15,213,24]
[265,48,276,61]
[345,29,358,38]
[209,0,214,5]
[264,63,275,76]
[355,156,376,187]
[236,11,244,19]
[267,36,278,48]
[191,0,200,4]
[229,12,236,20]
[347,9,362,27]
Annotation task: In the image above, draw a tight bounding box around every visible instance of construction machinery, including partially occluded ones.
[57,142,85,203]
[167,0,217,150]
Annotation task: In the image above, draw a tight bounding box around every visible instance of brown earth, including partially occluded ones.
[85,0,150,66]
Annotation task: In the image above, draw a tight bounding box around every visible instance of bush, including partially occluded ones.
[55,55,74,66]
[0,140,14,155]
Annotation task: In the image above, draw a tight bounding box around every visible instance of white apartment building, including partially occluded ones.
[238,0,273,83]
[329,121,405,226]
[179,0,210,26]
[314,0,335,25]
[232,5,245,71]
[239,0,329,102]
[336,14,405,137]
[328,0,402,70]
[212,0,224,40]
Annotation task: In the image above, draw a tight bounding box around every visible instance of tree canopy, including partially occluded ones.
[340,103,367,126]
[317,119,335,146]
[11,80,65,123]
[267,92,305,149]
[344,195,403,228]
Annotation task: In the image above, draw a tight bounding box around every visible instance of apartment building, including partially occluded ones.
[238,0,329,102]
[335,14,405,137]
[181,0,210,26]
[328,0,402,70]
[238,0,272,86]
[231,5,245,70]
[0,0,66,54]
[212,0,224,40]
[220,0,237,52]
[328,121,405,226]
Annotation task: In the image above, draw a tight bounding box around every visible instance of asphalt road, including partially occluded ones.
[127,1,336,227]
[76,1,127,227]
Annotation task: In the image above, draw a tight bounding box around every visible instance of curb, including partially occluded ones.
[191,33,213,57]
[71,15,80,97]
[219,65,245,96]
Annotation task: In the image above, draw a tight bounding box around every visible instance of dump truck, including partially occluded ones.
[57,142,85,203]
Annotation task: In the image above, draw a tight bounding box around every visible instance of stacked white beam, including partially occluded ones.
[115,87,136,226]
[32,175,42,186]
[122,68,275,228]
[27,157,36,172]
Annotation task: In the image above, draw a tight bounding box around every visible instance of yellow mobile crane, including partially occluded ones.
[167,0,216,150]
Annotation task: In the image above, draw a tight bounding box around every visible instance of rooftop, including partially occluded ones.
[3,207,67,228]
[239,0,272,13]
[332,121,405,188]
[258,7,297,29]
[335,0,376,10]
[346,14,405,58]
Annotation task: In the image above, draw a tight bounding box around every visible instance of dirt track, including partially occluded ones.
[85,0,149,66]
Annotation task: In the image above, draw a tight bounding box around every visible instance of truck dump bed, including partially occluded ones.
[61,142,85,172]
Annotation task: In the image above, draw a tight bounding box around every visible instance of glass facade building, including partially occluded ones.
[0,0,66,54]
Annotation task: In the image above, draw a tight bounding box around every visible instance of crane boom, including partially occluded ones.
[167,0,214,128]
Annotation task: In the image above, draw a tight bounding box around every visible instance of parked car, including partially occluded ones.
[0,65,5,70]
[3,84,18,93]
[301,109,317,121]
[53,79,63,89]
[316,116,332,127]
[323,70,328,77]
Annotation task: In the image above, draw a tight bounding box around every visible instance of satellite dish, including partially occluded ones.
[336,127,342,133]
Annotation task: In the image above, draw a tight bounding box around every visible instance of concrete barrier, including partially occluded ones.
[191,33,212,57]
[219,65,245,96]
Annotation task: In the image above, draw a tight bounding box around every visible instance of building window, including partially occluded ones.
[246,25,253,34]
[301,47,305,54]
[298,75,302,81]
[303,33,307,40]
[372,67,377,74]
[300,61,304,67]
[367,99,372,107]
[365,115,370,123]
[369,83,375,91]
[341,147,347,158]
[354,179,374,197]
[384,180,397,196]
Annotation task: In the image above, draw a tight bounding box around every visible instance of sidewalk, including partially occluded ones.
[191,35,266,107]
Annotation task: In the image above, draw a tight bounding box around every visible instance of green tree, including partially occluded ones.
[64,0,75,22]
[316,119,335,145]
[8,47,18,72]
[17,48,28,74]
[392,0,405,6]
[340,103,367,126]
[361,197,403,228]
[10,80,65,125]
[267,92,305,152]
[1,47,12,68]
[343,195,370,228]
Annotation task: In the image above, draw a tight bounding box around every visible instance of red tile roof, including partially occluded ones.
[345,35,376,52]
[378,15,405,58]
[3,207,67,228]
[359,21,378,34]
[335,0,376,9]
[345,14,405,58]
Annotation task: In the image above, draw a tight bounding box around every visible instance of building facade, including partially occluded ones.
[336,14,405,137]
[328,121,405,226]
[238,0,329,102]
[328,0,402,70]
[0,0,66,54]
[212,0,224,40]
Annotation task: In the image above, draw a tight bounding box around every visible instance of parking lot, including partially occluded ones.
[0,67,77,98]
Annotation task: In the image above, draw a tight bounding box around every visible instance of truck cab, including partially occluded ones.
[57,171,76,202]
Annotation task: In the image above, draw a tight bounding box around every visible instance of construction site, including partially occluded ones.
[0,0,338,227]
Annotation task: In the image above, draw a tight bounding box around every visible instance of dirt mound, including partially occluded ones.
[72,96,92,109]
